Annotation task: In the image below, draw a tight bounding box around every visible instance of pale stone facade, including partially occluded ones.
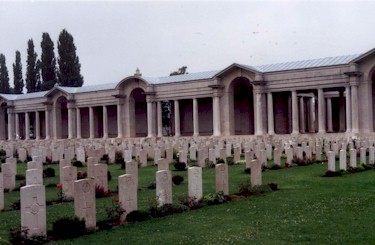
[1,49,375,140]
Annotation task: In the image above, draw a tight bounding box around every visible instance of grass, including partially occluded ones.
[1,157,375,244]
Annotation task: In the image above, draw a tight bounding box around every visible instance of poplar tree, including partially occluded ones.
[57,29,84,87]
[40,32,57,91]
[26,39,41,93]
[13,50,24,94]
[0,54,11,94]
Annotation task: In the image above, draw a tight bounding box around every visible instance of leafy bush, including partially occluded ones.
[107,170,112,181]
[72,160,83,168]
[217,158,225,164]
[205,159,215,168]
[147,182,156,189]
[149,203,188,218]
[178,195,203,210]
[52,216,86,239]
[244,168,251,174]
[9,227,48,245]
[106,199,125,222]
[95,185,112,198]
[43,167,55,178]
[126,210,151,223]
[173,161,186,171]
[268,183,280,191]
[237,180,272,196]
[269,164,281,170]
[77,170,87,180]
[10,200,20,210]
[115,151,124,164]
[15,174,25,180]
[172,175,184,185]
[101,154,109,164]
[202,192,231,206]
[0,149,5,157]
[226,156,234,166]
[323,170,342,177]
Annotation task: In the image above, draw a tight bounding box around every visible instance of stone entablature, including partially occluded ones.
[0,48,375,140]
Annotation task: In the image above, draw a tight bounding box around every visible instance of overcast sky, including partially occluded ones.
[1,1,375,87]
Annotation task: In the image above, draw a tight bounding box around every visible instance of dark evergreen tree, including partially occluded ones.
[40,32,57,91]
[26,39,41,93]
[13,50,24,94]
[170,66,188,76]
[57,29,84,87]
[0,54,11,94]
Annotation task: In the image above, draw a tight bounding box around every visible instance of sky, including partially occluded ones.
[1,1,375,88]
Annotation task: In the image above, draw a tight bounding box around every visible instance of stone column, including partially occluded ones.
[267,92,274,135]
[7,111,13,140]
[147,100,154,138]
[318,88,326,133]
[25,112,30,140]
[15,113,20,140]
[291,90,299,134]
[157,101,163,137]
[89,107,94,139]
[103,105,108,139]
[116,103,123,138]
[193,98,199,137]
[309,97,315,133]
[212,96,221,136]
[35,111,40,140]
[299,97,305,133]
[76,108,81,139]
[255,92,262,136]
[68,108,73,139]
[345,86,351,133]
[339,91,346,132]
[351,84,359,133]
[174,100,180,137]
[327,98,333,132]
[45,109,50,140]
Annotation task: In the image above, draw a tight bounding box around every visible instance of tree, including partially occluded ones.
[57,29,84,87]
[0,54,11,94]
[13,50,24,94]
[40,32,57,91]
[26,39,41,93]
[170,66,188,76]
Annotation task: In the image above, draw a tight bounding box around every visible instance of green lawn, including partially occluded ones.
[1,158,375,244]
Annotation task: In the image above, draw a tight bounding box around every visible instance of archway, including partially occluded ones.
[229,77,254,135]
[55,96,68,139]
[129,88,147,137]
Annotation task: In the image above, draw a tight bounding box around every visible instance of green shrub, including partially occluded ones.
[202,192,230,206]
[172,175,184,185]
[0,149,5,157]
[9,227,48,245]
[72,160,83,167]
[323,170,342,177]
[15,174,25,180]
[106,199,125,222]
[217,158,225,164]
[52,216,86,240]
[107,170,112,181]
[43,167,55,178]
[237,180,272,196]
[147,182,156,189]
[226,156,234,166]
[126,210,151,223]
[173,161,186,171]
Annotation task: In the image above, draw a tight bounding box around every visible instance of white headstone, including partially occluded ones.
[93,164,108,191]
[157,158,169,171]
[0,172,3,211]
[250,159,262,187]
[188,167,202,200]
[350,149,357,168]
[21,184,46,238]
[26,169,43,185]
[118,174,137,220]
[327,151,335,171]
[339,149,347,171]
[74,179,96,229]
[2,163,15,191]
[215,164,228,195]
[62,166,77,199]
[156,170,172,206]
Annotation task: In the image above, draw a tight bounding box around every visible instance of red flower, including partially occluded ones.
[113,198,119,203]
[56,183,62,189]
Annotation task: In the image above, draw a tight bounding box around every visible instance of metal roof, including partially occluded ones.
[253,54,361,73]
[0,52,366,101]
